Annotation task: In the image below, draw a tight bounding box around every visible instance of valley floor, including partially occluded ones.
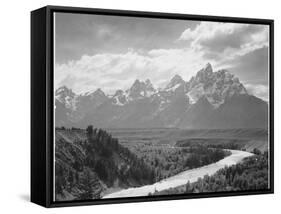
[102,149,253,198]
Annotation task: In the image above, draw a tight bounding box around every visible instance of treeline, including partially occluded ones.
[176,138,247,150]
[185,151,268,193]
[184,145,231,169]
[55,125,155,201]
[130,143,230,182]
[84,126,155,186]
[152,151,268,196]
[55,126,241,200]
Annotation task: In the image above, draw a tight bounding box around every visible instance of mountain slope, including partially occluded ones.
[179,94,268,129]
[55,128,155,201]
[55,63,268,129]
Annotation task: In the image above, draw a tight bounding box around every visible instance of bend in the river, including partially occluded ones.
[103,149,253,198]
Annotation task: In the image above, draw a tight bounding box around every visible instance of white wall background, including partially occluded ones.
[0,0,279,212]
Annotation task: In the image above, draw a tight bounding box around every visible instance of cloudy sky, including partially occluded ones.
[54,12,269,101]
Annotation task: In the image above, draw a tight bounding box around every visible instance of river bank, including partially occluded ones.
[103,149,253,198]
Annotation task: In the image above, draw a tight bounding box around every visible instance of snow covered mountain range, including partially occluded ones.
[55,63,268,129]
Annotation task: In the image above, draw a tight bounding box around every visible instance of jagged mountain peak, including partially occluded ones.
[56,85,75,96]
[114,89,125,96]
[187,64,248,108]
[55,86,77,108]
[170,74,184,84]
[144,79,156,92]
[95,88,104,93]
[171,74,183,81]
[133,79,141,85]
[55,63,267,129]
[145,79,152,85]
[112,89,127,106]
[82,88,107,100]
[127,78,156,99]
[56,85,70,91]
[194,63,213,83]
[131,78,154,87]
[165,74,185,90]
[130,79,145,91]
[204,62,213,73]
[90,88,106,96]
[55,86,78,111]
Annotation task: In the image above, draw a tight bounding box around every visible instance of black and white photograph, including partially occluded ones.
[53,11,271,202]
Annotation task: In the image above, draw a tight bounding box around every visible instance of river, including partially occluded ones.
[103,149,253,198]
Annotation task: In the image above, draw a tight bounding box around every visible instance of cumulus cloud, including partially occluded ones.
[179,22,269,62]
[55,48,211,94]
[55,51,149,94]
[55,20,269,102]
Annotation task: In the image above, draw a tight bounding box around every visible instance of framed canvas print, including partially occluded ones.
[31,5,274,208]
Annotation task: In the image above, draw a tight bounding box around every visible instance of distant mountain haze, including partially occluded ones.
[55,63,268,129]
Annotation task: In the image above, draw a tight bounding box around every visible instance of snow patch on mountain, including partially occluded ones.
[126,79,157,101]
[55,86,78,110]
[165,74,185,90]
[186,64,248,108]
[55,63,255,128]
[186,84,204,104]
[112,90,128,106]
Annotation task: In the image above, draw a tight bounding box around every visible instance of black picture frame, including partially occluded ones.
[31,5,274,208]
